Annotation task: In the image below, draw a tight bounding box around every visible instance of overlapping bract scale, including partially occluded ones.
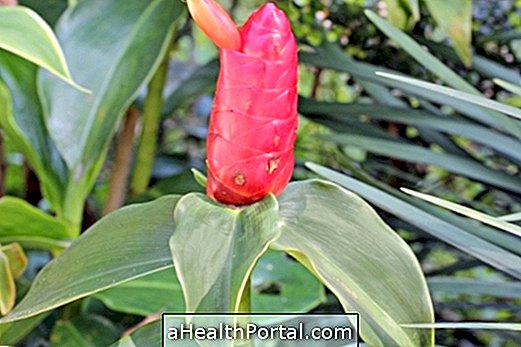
[206,3,298,205]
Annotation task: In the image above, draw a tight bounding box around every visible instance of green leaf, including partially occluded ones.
[499,212,521,222]
[19,0,68,27]
[402,322,521,332]
[1,243,27,279]
[402,188,521,238]
[300,44,513,132]
[424,0,472,66]
[0,6,83,89]
[252,250,325,313]
[38,0,184,190]
[494,78,521,96]
[0,196,70,250]
[321,133,521,194]
[418,39,520,84]
[50,314,121,347]
[112,321,165,347]
[428,277,521,299]
[162,59,218,115]
[376,72,521,127]
[365,10,475,93]
[170,193,280,313]
[272,180,434,347]
[0,314,48,345]
[299,99,521,163]
[95,268,184,316]
[96,250,324,317]
[306,163,521,280]
[190,168,207,189]
[0,195,179,324]
[0,55,68,211]
[383,0,419,30]
[0,250,15,315]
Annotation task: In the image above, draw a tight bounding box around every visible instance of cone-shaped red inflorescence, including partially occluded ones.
[189,1,298,205]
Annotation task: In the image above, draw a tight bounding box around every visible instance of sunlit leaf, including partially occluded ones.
[401,188,521,238]
[273,180,434,347]
[0,243,27,279]
[0,6,83,89]
[0,196,179,324]
[50,314,121,347]
[424,0,472,66]
[0,196,70,250]
[306,163,521,280]
[170,194,280,313]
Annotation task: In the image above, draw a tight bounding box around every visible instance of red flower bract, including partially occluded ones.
[195,2,298,205]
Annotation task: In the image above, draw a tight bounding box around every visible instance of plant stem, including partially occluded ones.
[129,45,171,195]
[238,277,252,313]
[103,107,140,215]
[60,299,82,320]
[236,278,254,346]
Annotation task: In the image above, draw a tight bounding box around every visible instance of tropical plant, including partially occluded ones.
[0,0,520,346]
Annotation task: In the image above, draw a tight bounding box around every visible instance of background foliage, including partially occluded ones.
[1,0,521,346]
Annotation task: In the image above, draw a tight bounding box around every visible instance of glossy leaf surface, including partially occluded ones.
[273,180,434,347]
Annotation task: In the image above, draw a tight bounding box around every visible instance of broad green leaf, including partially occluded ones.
[0,243,27,279]
[170,193,280,313]
[0,314,48,345]
[50,314,121,347]
[112,321,167,347]
[95,268,184,316]
[252,250,325,313]
[272,180,434,347]
[402,188,521,238]
[39,0,184,180]
[428,277,521,299]
[402,322,521,332]
[0,195,179,324]
[96,250,323,317]
[0,250,15,315]
[321,133,521,194]
[299,99,521,163]
[424,0,472,66]
[0,54,68,211]
[306,163,521,280]
[19,0,68,26]
[377,72,521,124]
[0,196,70,250]
[0,6,82,89]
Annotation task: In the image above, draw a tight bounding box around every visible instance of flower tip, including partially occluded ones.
[186,0,241,50]
[251,2,291,32]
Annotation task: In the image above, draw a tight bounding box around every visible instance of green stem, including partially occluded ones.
[236,278,254,346]
[60,182,84,237]
[238,277,251,313]
[130,45,171,195]
[60,299,82,320]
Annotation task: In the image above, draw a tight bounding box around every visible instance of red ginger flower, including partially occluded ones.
[187,0,298,205]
